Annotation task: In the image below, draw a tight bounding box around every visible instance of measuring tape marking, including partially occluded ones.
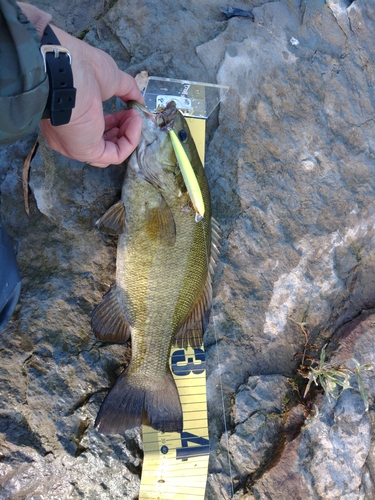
[140,345,209,500]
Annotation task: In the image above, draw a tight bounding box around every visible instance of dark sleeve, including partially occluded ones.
[0,0,49,144]
[0,223,21,332]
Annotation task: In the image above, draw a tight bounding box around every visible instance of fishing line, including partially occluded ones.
[201,218,235,498]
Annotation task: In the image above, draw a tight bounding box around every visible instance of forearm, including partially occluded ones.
[0,0,49,144]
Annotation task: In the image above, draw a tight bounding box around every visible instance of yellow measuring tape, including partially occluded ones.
[139,117,209,499]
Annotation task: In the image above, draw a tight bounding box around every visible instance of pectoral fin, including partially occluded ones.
[91,285,131,342]
[145,195,176,246]
[95,200,126,235]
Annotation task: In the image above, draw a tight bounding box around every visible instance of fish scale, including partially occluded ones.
[127,224,198,374]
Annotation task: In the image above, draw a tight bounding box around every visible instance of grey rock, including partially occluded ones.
[252,309,375,500]
[26,0,103,38]
[228,375,288,476]
[302,390,370,500]
[102,0,225,81]
[2,0,375,498]
[206,376,288,499]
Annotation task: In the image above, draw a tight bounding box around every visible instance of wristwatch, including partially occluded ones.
[40,25,77,126]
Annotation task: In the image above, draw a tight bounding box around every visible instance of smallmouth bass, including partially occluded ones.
[92,101,220,434]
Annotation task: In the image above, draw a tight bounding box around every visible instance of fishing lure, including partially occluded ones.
[169,128,205,219]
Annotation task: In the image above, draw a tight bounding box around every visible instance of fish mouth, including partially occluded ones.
[128,100,178,130]
[128,101,153,116]
[156,101,178,130]
[127,101,156,125]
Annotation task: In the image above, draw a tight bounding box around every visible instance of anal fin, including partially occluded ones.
[91,284,131,342]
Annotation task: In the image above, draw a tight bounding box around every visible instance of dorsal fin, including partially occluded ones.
[174,217,221,349]
[95,200,126,235]
[174,273,213,349]
[91,285,131,342]
[210,216,221,273]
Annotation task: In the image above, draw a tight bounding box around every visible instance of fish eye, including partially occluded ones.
[178,129,188,143]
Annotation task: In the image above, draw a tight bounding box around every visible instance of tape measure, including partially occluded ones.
[139,114,209,499]
[140,344,209,499]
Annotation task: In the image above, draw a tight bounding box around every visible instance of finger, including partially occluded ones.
[103,127,120,142]
[115,71,145,105]
[90,113,142,167]
[104,109,140,132]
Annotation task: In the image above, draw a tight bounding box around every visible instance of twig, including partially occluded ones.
[290,316,309,364]
[22,140,38,218]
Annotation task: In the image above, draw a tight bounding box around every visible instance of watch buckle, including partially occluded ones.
[40,45,72,73]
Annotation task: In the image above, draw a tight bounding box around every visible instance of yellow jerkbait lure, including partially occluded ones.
[169,128,205,218]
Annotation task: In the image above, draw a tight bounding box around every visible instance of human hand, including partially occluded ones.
[40,25,144,167]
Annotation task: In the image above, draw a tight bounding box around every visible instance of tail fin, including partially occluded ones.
[95,370,183,434]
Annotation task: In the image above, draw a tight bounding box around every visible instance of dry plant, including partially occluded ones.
[292,317,373,411]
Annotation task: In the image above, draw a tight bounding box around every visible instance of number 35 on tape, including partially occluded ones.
[139,344,210,500]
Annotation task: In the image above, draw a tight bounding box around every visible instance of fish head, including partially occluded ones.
[127,101,182,193]
[127,101,202,205]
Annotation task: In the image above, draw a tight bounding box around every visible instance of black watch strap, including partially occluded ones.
[40,25,76,126]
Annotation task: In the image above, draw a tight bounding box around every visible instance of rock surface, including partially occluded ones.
[1,0,375,499]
